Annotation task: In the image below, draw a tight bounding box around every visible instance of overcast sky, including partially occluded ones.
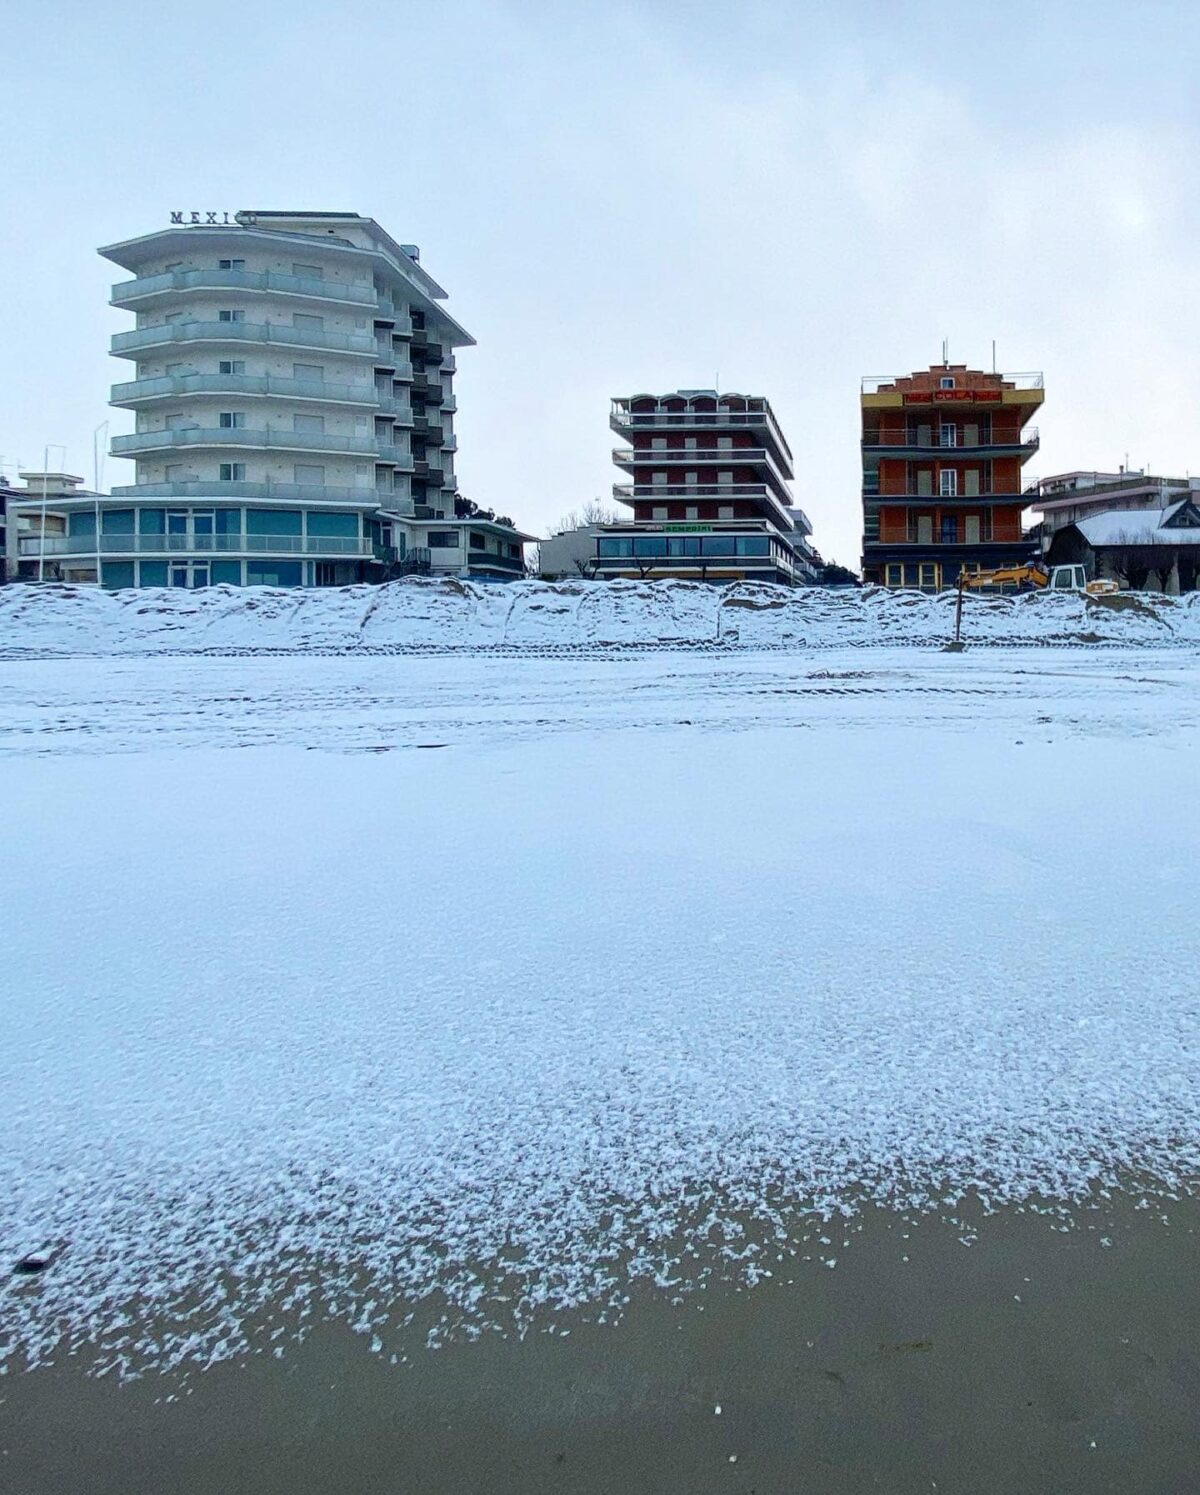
[4,0,1200,568]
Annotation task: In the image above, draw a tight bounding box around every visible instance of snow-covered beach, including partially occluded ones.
[3,588,1199,1400]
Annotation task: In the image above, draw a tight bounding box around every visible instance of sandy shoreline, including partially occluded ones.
[4,1193,1199,1494]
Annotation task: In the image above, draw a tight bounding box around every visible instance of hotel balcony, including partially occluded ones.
[862,428,1039,456]
[609,402,793,469]
[863,482,1039,504]
[20,533,376,558]
[110,268,378,310]
[112,321,379,359]
[109,480,383,503]
[373,301,415,334]
[612,445,793,495]
[467,550,524,574]
[111,427,396,460]
[110,372,381,409]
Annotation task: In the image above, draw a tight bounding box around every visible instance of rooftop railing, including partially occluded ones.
[861,372,1044,395]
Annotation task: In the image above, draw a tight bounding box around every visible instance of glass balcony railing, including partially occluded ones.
[111,322,379,357]
[109,480,382,503]
[111,268,378,308]
[20,533,374,557]
[110,373,379,407]
[467,550,524,572]
[111,427,385,457]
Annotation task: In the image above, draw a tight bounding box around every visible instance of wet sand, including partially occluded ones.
[4,1194,1199,1494]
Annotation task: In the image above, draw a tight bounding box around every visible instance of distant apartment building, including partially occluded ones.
[860,363,1043,589]
[18,211,529,588]
[1029,470,1198,549]
[598,391,817,584]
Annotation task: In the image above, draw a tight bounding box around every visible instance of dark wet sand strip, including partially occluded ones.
[4,1195,1200,1494]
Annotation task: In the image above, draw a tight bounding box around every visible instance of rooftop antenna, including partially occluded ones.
[942,338,949,367]
[992,340,996,374]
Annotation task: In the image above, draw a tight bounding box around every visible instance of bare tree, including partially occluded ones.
[1106,532,1153,591]
[551,498,621,535]
[572,556,598,578]
[1140,544,1178,594]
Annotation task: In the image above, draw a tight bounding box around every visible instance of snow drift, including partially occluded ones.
[0,577,1196,655]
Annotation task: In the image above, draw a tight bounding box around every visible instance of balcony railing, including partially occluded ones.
[609,403,792,461]
[111,269,378,308]
[861,372,1044,395]
[109,480,382,503]
[865,535,1034,549]
[373,302,415,334]
[20,533,373,557]
[614,482,780,500]
[111,427,387,458]
[612,445,794,486]
[110,372,380,407]
[467,550,524,572]
[112,321,379,357]
[864,484,1038,501]
[862,428,1039,452]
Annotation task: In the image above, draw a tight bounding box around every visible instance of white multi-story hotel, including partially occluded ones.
[17,211,530,588]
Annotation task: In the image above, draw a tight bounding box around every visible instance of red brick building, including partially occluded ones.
[860,364,1043,588]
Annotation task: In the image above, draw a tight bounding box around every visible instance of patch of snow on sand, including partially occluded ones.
[1,649,1199,1376]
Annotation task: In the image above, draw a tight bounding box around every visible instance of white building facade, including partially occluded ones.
[18,211,529,587]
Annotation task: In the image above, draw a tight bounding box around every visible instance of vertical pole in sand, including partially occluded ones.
[954,572,965,645]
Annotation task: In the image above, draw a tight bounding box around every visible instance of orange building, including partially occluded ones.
[860,363,1043,588]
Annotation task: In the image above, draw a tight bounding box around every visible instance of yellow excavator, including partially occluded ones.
[960,563,1119,596]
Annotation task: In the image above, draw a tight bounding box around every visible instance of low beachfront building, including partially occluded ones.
[1046,496,1200,593]
[15,211,529,589]
[1029,470,1198,552]
[539,522,603,579]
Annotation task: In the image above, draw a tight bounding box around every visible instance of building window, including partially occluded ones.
[885,563,904,587]
[217,309,245,322]
[218,412,246,428]
[939,469,958,497]
[219,463,246,481]
[651,437,667,452]
[685,506,699,521]
[718,436,733,451]
[652,506,668,521]
[939,423,957,447]
[294,464,326,486]
[717,471,733,487]
[219,360,245,375]
[651,471,668,486]
[920,563,938,589]
[428,531,459,548]
[469,531,487,549]
[718,505,734,519]
[599,537,633,558]
[939,376,955,389]
[940,514,957,544]
[218,258,246,271]
[684,471,698,486]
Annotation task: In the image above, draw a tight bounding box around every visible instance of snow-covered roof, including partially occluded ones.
[1075,502,1200,547]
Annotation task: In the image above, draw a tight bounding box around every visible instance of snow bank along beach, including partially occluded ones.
[2,579,1199,1384]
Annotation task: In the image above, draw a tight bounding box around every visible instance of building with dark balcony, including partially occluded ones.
[598,391,817,584]
[861,363,1043,589]
[14,211,529,589]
